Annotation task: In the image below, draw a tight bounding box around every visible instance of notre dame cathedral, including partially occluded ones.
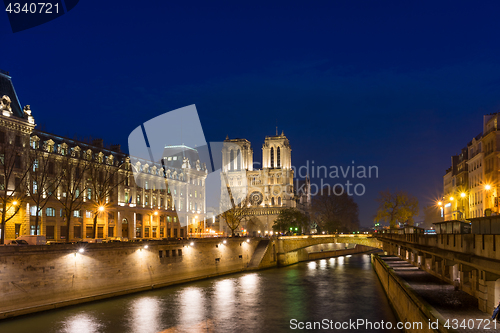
[220,131,310,236]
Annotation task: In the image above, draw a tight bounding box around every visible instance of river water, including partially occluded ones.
[0,253,401,333]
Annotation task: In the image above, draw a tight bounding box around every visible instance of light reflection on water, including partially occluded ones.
[0,253,400,333]
[60,313,102,333]
[128,297,162,333]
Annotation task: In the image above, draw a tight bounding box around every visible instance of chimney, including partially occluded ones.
[110,144,121,153]
[92,138,104,148]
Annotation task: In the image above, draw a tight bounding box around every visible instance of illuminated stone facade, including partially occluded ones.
[0,71,206,242]
[220,132,309,236]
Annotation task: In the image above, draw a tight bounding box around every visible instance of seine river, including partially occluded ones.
[0,253,401,333]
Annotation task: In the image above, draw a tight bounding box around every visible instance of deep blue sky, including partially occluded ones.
[2,1,500,227]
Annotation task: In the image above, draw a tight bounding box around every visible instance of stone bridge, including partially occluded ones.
[278,234,382,253]
[274,234,382,266]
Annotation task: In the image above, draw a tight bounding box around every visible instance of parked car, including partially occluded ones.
[16,235,47,245]
[6,239,29,246]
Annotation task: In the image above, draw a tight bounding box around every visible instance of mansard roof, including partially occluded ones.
[0,70,24,118]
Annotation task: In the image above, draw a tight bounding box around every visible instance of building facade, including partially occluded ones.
[220,132,309,236]
[0,71,206,242]
[442,113,500,220]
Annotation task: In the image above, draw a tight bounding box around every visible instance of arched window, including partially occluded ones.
[270,147,274,168]
[278,197,281,205]
[237,149,241,170]
[277,146,281,168]
[230,150,234,171]
[271,197,275,206]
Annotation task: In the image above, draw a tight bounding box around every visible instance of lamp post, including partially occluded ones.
[438,201,444,221]
[485,184,492,216]
[460,192,466,220]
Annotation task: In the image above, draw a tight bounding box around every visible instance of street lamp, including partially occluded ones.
[438,201,444,221]
[460,192,467,220]
[98,205,105,212]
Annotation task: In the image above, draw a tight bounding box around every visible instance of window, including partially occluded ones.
[75,189,80,198]
[167,216,172,223]
[73,210,82,217]
[270,147,274,167]
[152,227,157,238]
[97,226,104,238]
[32,181,38,194]
[30,205,39,216]
[277,146,280,167]
[125,192,129,204]
[173,217,177,223]
[87,188,92,200]
[46,207,55,217]
[33,159,38,172]
[86,226,93,238]
[46,225,54,240]
[60,226,67,240]
[136,194,141,204]
[145,227,150,238]
[30,224,40,235]
[74,226,82,238]
[14,155,21,169]
[178,249,182,256]
[145,195,149,205]
[145,181,149,190]
[86,210,92,218]
[160,227,164,237]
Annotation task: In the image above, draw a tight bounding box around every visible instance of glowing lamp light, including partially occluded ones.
[461,192,466,198]
[12,200,18,206]
[486,185,492,190]
[190,242,194,246]
[438,201,442,206]
[246,239,250,243]
[78,248,84,253]
[144,245,148,249]
[98,206,105,212]
[449,196,454,201]
[223,240,227,244]
[154,211,158,216]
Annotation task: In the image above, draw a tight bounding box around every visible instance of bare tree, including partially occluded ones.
[219,171,251,236]
[55,148,90,241]
[26,142,62,235]
[0,133,32,244]
[311,187,360,233]
[86,156,130,239]
[374,190,419,228]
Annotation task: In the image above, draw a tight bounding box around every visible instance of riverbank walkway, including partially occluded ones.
[381,256,494,333]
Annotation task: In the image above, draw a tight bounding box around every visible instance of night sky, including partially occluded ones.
[2,1,500,227]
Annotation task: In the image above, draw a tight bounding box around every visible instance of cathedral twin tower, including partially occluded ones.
[221,131,295,236]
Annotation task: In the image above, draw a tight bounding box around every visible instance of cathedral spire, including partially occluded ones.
[276,126,278,136]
